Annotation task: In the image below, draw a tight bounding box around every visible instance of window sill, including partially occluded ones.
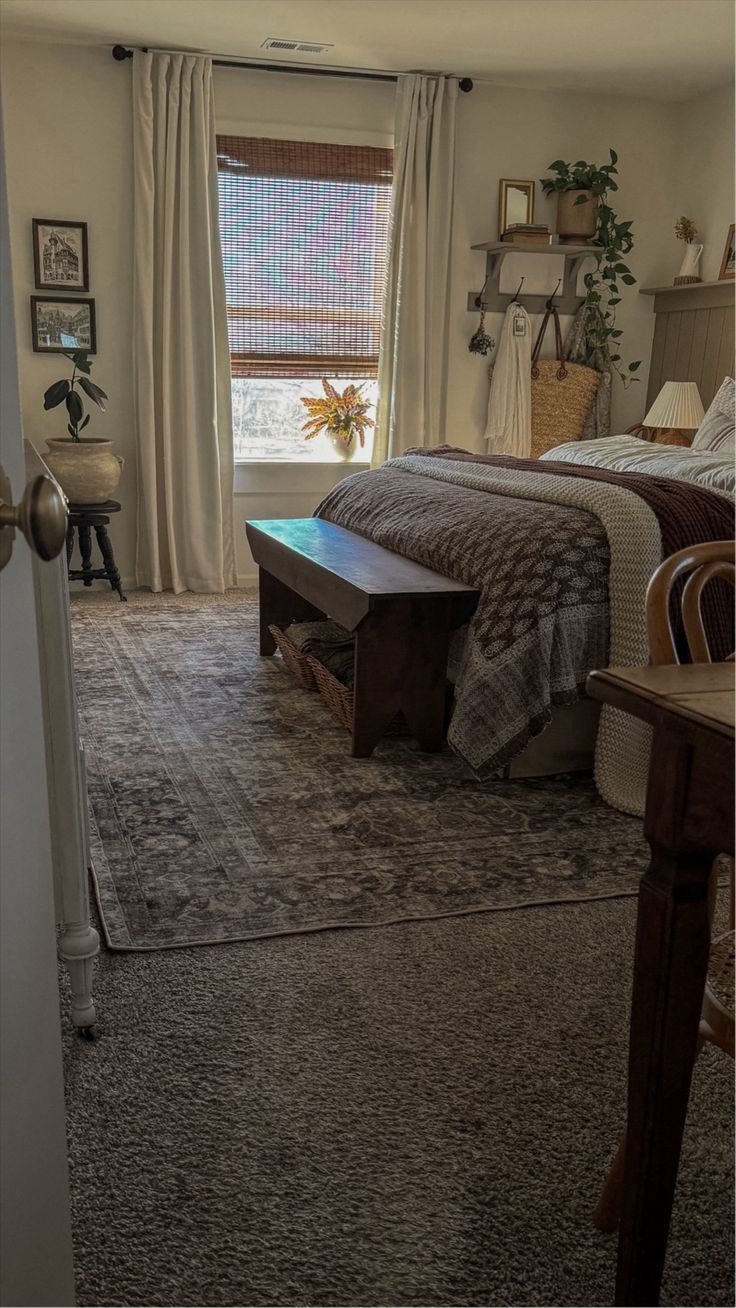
[234,460,371,467]
[234,460,369,495]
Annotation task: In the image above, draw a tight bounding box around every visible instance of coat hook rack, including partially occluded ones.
[546,279,562,308]
[509,277,525,305]
[466,241,596,317]
[474,272,490,309]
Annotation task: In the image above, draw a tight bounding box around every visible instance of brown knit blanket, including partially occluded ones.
[317,449,733,809]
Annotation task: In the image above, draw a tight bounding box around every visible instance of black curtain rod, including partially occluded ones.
[111,45,473,91]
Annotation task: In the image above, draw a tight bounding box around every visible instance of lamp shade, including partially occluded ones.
[643,381,705,431]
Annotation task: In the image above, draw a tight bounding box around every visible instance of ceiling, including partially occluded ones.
[0,0,733,101]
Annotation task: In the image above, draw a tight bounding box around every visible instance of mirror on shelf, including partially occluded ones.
[498,179,534,237]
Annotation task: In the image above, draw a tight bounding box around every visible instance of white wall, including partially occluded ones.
[1,43,136,578]
[1,39,732,586]
[674,82,735,283]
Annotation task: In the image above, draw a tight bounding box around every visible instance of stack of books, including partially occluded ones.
[501,223,552,246]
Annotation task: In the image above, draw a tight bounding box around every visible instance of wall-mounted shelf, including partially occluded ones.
[468,240,597,315]
[639,279,734,313]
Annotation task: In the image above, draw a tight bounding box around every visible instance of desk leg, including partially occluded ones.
[352,599,451,757]
[615,726,714,1307]
[257,567,325,655]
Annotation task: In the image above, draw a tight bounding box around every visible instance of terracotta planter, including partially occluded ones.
[557,189,598,243]
[44,438,123,505]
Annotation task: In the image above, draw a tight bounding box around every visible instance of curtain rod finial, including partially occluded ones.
[112,44,133,61]
[459,77,473,93]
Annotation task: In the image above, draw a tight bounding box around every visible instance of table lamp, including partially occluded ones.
[637,381,705,447]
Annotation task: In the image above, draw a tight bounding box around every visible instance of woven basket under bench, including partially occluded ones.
[268,622,409,734]
[305,652,410,737]
[268,624,318,690]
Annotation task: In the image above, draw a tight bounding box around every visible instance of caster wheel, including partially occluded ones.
[77,1025,97,1042]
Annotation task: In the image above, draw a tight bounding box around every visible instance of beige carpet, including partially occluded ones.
[61,896,734,1307]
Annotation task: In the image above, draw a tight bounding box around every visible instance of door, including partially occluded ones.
[0,99,76,1306]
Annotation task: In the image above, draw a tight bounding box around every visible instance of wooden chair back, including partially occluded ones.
[646,540,735,666]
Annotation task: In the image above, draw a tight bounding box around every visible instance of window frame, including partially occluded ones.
[215,123,393,465]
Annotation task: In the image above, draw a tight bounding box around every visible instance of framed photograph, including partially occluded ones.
[31,296,96,353]
[718,223,735,280]
[32,218,89,291]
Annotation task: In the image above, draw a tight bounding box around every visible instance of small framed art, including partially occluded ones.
[718,223,735,280]
[31,296,96,353]
[32,218,89,291]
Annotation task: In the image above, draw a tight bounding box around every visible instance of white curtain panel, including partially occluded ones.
[133,53,236,593]
[374,74,458,465]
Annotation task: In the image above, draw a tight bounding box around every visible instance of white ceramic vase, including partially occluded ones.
[675,242,703,284]
[44,438,123,505]
[328,432,355,462]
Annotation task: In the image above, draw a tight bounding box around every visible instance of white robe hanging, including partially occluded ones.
[484,304,532,457]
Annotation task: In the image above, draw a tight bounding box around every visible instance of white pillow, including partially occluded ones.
[691,377,735,454]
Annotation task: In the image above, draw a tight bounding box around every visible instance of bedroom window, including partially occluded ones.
[217,135,393,461]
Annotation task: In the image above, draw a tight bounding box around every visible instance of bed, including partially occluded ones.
[316,396,734,816]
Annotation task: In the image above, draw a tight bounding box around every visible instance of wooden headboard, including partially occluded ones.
[642,280,735,410]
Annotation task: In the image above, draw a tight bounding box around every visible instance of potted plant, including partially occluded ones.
[41,351,122,504]
[300,379,374,460]
[541,149,641,385]
[540,154,620,242]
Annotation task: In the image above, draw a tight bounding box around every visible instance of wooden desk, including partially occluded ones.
[587,662,735,1307]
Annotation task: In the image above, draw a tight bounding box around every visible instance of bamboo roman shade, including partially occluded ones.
[216,136,393,378]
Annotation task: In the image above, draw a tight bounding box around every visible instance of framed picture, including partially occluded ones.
[498,179,535,237]
[32,218,89,291]
[31,296,96,353]
[718,223,735,280]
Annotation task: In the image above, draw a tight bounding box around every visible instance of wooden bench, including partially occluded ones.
[245,518,479,757]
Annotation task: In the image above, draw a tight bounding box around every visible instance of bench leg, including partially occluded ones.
[352,600,452,757]
[258,567,325,655]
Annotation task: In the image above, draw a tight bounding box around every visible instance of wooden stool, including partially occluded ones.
[66,500,126,602]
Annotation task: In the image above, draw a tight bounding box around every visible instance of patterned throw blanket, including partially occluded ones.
[317,450,733,816]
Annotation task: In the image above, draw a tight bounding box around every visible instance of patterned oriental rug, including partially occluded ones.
[71,592,647,951]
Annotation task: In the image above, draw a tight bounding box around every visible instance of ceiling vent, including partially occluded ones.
[261,37,334,55]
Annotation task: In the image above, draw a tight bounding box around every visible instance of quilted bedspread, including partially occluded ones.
[316,452,733,815]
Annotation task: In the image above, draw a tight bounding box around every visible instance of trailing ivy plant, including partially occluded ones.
[43,350,108,441]
[540,149,641,385]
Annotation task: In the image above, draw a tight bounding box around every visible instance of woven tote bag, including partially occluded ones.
[530,305,600,457]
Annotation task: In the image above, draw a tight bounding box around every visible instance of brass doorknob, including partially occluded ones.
[0,471,68,570]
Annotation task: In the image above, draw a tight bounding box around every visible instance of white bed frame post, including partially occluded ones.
[27,441,99,1033]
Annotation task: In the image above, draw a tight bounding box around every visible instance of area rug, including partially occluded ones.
[71,593,647,950]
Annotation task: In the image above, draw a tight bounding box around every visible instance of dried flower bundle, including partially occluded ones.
[300,379,374,449]
[674,216,698,243]
[468,309,496,356]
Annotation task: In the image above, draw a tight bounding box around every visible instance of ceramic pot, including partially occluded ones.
[674,242,703,285]
[44,438,123,505]
[328,432,356,462]
[556,189,598,243]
